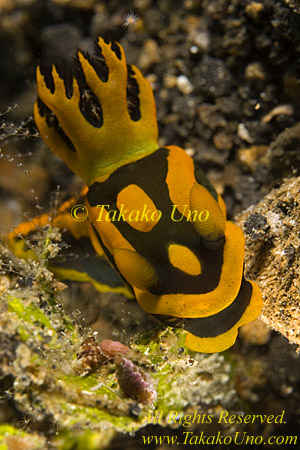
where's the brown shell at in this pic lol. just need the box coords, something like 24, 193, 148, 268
73, 336, 107, 374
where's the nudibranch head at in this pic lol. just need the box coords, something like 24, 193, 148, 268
34, 37, 158, 185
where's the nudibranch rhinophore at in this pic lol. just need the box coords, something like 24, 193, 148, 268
8, 37, 262, 353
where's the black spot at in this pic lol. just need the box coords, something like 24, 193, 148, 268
55, 63, 73, 99
86, 41, 109, 82
110, 40, 122, 60
37, 97, 76, 152
39, 63, 55, 94
73, 55, 103, 128
127, 65, 141, 121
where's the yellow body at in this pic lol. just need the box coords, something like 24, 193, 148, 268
7, 37, 262, 353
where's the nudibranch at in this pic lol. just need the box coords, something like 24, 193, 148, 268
8, 37, 262, 353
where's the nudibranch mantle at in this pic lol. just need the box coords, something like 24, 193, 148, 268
11, 37, 262, 353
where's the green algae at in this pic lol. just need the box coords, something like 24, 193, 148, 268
8, 296, 54, 330
0, 424, 46, 450
0, 238, 237, 449
62, 373, 119, 399
54, 428, 116, 450
1, 283, 235, 441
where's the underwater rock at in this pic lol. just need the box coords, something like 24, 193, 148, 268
267, 122, 300, 171
238, 176, 300, 349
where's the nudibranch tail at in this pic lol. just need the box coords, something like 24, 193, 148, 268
33, 37, 159, 185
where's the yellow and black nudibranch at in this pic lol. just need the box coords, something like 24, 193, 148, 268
7, 37, 262, 353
